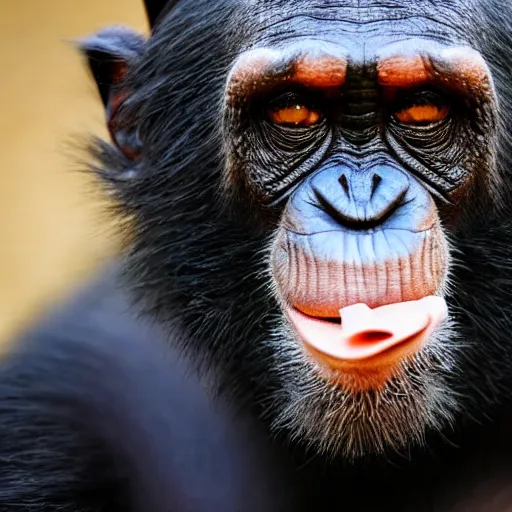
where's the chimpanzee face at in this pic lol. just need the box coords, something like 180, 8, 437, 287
219, 2, 497, 456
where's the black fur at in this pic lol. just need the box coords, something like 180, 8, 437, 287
2, 0, 512, 510
0, 269, 289, 511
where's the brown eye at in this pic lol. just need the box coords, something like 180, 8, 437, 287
395, 103, 450, 126
268, 96, 322, 127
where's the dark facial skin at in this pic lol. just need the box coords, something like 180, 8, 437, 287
79, 0, 512, 509
225, 15, 496, 205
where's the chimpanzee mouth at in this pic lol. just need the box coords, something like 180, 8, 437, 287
284, 297, 448, 388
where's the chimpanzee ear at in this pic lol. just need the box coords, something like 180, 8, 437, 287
77, 26, 145, 107
78, 26, 146, 160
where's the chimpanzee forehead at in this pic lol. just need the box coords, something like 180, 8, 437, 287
249, 0, 477, 51
251, 0, 476, 22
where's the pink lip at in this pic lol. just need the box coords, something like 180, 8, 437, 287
287, 296, 448, 366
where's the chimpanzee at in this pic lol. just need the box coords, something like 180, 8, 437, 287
2, 0, 512, 510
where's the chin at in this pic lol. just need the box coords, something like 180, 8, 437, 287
266, 312, 460, 458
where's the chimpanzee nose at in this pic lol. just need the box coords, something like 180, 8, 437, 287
311, 165, 410, 228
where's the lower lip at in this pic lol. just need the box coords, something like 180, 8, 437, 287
287, 306, 428, 360
285, 299, 447, 391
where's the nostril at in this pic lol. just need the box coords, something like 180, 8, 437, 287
338, 173, 350, 197
371, 174, 382, 199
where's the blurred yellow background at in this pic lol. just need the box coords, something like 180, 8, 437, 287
0, 1, 147, 341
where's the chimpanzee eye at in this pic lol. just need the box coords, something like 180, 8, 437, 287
267, 93, 323, 128
394, 91, 450, 126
